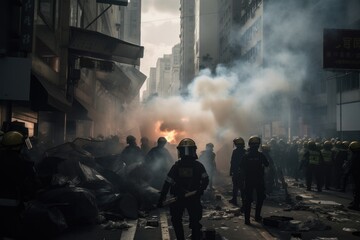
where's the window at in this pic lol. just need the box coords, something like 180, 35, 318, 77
38, 0, 57, 29
70, 0, 84, 28
336, 72, 360, 92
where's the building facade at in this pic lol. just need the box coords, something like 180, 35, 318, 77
194, 0, 219, 75
0, 0, 145, 146
179, 0, 195, 96
236, 0, 360, 140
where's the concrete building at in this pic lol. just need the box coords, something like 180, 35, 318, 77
236, 0, 360, 140
218, 0, 242, 65
142, 67, 157, 101
0, 0, 145, 145
155, 54, 172, 98
179, 0, 195, 96
169, 43, 181, 96
194, 0, 219, 75
119, 0, 141, 45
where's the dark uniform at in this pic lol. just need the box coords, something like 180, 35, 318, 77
262, 144, 276, 194
140, 137, 151, 156
321, 141, 334, 190
302, 141, 324, 192
0, 131, 38, 238
157, 138, 209, 240
145, 137, 174, 189
348, 141, 360, 211
229, 138, 246, 208
120, 135, 144, 166
333, 141, 348, 189
198, 143, 216, 190
241, 136, 269, 225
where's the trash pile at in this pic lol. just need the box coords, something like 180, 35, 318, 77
23, 138, 160, 238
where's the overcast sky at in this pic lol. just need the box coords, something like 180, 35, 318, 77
139, 0, 181, 92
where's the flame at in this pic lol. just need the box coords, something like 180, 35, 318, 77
155, 121, 184, 144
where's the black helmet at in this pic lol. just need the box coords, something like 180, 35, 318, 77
248, 135, 261, 149
261, 144, 270, 152
349, 141, 360, 152
126, 135, 136, 144
233, 137, 245, 147
140, 137, 149, 144
157, 137, 167, 146
177, 138, 197, 159
308, 141, 316, 150
323, 141, 332, 150
206, 142, 214, 150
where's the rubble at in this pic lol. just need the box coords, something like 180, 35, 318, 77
20, 137, 163, 237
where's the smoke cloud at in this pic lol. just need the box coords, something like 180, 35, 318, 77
114, 0, 353, 171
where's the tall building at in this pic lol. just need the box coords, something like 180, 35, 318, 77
218, 0, 242, 65
156, 55, 172, 97
194, 0, 219, 75
179, 0, 196, 96
119, 0, 141, 45
236, 0, 360, 140
169, 43, 181, 96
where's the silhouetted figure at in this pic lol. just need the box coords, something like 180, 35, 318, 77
157, 138, 209, 240
198, 143, 216, 190
348, 141, 360, 211
120, 135, 144, 166
241, 136, 269, 225
229, 137, 246, 210
145, 137, 174, 189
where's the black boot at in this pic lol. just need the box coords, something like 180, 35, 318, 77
228, 198, 238, 206
244, 204, 251, 225
255, 202, 263, 222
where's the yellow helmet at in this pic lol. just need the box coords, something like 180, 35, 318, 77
233, 137, 245, 146
349, 141, 360, 152
177, 138, 197, 158
1, 131, 24, 150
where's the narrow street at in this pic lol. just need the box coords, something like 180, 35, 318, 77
52, 173, 360, 240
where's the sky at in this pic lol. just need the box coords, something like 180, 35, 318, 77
139, 0, 181, 92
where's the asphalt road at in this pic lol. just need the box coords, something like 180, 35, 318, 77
54, 173, 360, 240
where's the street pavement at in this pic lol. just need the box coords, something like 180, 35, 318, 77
54, 173, 360, 240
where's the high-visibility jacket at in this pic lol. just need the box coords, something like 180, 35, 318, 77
309, 150, 321, 165
321, 149, 333, 164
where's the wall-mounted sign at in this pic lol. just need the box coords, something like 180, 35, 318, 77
323, 28, 360, 70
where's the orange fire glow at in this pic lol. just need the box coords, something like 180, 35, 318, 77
155, 121, 185, 144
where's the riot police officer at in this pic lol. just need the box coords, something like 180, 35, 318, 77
241, 136, 269, 225
348, 141, 360, 211
229, 137, 246, 209
0, 131, 38, 238
321, 141, 335, 190
145, 137, 174, 189
157, 138, 209, 240
301, 141, 324, 192
120, 135, 144, 166
198, 143, 216, 190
